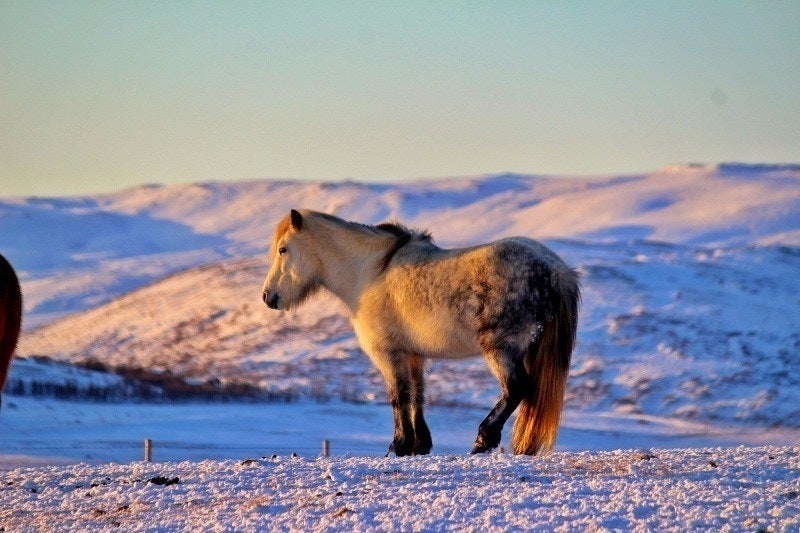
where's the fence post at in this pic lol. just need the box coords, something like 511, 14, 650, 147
144, 439, 152, 462
322, 439, 330, 457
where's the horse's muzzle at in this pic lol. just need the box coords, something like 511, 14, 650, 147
263, 290, 280, 309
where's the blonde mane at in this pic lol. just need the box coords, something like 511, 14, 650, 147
305, 211, 431, 243
296, 211, 433, 272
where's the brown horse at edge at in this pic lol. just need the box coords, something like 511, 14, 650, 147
0, 253, 22, 413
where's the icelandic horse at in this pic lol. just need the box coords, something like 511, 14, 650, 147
261, 210, 579, 456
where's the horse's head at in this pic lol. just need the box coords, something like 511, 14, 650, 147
262, 209, 322, 311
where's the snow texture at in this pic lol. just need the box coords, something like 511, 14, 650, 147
1, 447, 798, 531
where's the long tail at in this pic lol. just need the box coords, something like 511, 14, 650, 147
512, 266, 580, 455
0, 254, 23, 403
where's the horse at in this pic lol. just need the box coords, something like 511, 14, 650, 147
261, 210, 580, 456
0, 253, 23, 413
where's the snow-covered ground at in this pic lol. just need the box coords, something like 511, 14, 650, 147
1, 164, 799, 529
2, 444, 798, 531
2, 398, 798, 529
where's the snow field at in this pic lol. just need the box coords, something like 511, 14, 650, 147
1, 446, 798, 531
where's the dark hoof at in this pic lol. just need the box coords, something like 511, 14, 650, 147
470, 433, 498, 454
413, 435, 432, 455
386, 438, 413, 457
470, 443, 492, 454
413, 444, 432, 456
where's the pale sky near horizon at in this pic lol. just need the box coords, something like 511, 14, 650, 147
2, 1, 798, 197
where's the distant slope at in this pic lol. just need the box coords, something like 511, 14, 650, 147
5, 163, 800, 429
15, 239, 800, 429
2, 163, 799, 325
17, 258, 360, 390
91, 163, 800, 249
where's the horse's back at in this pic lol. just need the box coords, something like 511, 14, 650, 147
484, 236, 570, 269
444, 237, 574, 294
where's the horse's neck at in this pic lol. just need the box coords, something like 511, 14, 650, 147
314, 224, 391, 310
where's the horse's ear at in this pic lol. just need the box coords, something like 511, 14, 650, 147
290, 209, 303, 231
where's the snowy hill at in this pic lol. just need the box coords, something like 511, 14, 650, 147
4, 164, 800, 428
13, 240, 800, 431
3, 163, 799, 327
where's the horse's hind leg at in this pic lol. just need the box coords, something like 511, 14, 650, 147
471, 345, 528, 454
409, 355, 432, 455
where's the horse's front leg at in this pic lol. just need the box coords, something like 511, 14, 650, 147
409, 354, 432, 455
374, 351, 416, 457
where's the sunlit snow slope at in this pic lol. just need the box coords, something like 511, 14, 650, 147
3, 163, 799, 429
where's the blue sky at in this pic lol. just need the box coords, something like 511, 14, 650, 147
2, 1, 798, 196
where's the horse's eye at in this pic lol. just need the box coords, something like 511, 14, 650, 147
278, 247, 287, 255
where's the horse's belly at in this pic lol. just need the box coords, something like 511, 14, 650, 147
403, 313, 480, 359
353, 308, 480, 359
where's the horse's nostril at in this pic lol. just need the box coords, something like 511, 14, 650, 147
263, 291, 279, 309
